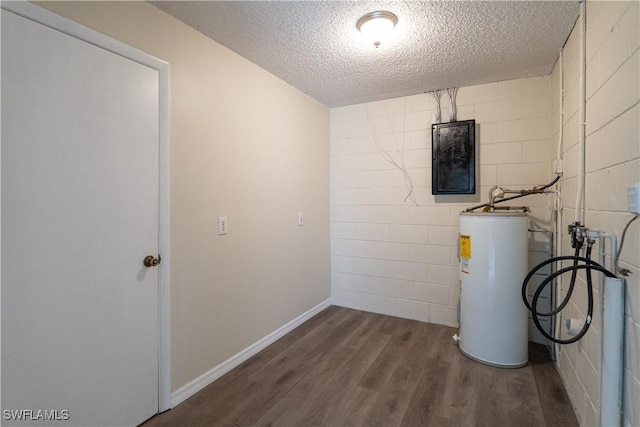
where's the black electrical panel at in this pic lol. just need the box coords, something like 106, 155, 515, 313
431, 120, 476, 195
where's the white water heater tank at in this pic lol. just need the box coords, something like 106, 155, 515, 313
458, 211, 529, 367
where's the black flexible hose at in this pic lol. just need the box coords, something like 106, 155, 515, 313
522, 244, 616, 344
521, 250, 596, 315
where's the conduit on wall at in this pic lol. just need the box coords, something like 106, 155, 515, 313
553, 48, 564, 361
575, 1, 587, 225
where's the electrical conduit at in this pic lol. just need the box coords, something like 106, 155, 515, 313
554, 48, 564, 360
575, 2, 587, 225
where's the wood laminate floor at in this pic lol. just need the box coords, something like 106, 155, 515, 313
143, 306, 578, 427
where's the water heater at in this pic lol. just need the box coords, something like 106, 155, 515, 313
458, 211, 529, 367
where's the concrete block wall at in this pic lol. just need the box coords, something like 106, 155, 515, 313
330, 76, 555, 328
554, 2, 639, 426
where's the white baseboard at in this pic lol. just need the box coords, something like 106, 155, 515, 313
170, 298, 332, 408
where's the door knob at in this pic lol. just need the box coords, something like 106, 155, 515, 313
143, 255, 161, 268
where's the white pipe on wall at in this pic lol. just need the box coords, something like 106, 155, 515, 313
553, 49, 564, 360
557, 49, 565, 167
601, 276, 624, 427
574, 1, 587, 225
591, 231, 624, 427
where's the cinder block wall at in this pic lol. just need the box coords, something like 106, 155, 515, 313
554, 2, 639, 426
330, 76, 554, 328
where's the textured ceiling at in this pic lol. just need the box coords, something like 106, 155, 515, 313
150, 1, 580, 107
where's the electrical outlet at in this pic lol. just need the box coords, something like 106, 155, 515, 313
628, 183, 640, 214
298, 212, 304, 226
218, 216, 228, 235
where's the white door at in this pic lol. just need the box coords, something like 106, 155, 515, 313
2, 8, 161, 426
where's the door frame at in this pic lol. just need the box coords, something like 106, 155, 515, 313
0, 2, 172, 413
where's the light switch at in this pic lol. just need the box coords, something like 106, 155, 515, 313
218, 216, 228, 235
298, 212, 304, 226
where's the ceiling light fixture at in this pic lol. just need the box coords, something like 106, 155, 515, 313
356, 11, 398, 48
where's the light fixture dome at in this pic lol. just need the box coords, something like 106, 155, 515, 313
356, 11, 398, 48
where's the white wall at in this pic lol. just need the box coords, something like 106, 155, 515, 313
554, 2, 639, 426
37, 1, 331, 394
330, 76, 555, 329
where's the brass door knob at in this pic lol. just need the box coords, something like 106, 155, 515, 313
143, 255, 161, 267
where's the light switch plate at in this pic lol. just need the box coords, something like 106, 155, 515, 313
218, 216, 228, 235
